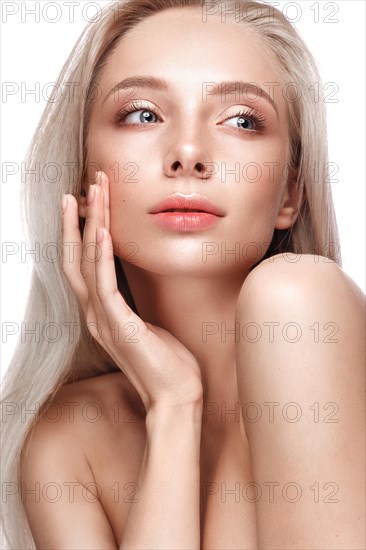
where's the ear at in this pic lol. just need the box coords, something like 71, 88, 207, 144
275, 170, 303, 230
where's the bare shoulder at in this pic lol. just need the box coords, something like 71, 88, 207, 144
235, 251, 364, 393
20, 371, 144, 548
22, 371, 145, 464
52, 370, 145, 426
238, 252, 365, 315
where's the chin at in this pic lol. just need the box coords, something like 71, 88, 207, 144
120, 251, 251, 279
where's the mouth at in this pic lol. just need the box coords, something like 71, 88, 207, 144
163, 208, 208, 213
150, 193, 225, 217
149, 193, 225, 233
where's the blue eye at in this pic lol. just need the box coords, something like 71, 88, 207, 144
224, 115, 255, 130
116, 102, 160, 125
120, 109, 158, 124
222, 108, 267, 132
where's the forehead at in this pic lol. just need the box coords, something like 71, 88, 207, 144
97, 7, 286, 114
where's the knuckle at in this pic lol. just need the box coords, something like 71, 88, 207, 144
80, 261, 93, 281
85, 308, 97, 329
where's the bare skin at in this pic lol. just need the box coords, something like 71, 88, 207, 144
20, 7, 365, 550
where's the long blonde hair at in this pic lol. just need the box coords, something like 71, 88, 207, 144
1, 0, 341, 547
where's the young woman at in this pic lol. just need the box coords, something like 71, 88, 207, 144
1, 0, 364, 548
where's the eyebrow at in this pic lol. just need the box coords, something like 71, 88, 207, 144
103, 76, 168, 106
102, 75, 279, 118
205, 81, 279, 118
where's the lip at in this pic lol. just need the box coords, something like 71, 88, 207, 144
149, 193, 225, 232
149, 193, 225, 216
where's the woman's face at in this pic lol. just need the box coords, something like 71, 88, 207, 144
86, 7, 296, 277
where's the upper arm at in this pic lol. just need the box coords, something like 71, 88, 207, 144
20, 406, 118, 549
235, 254, 365, 549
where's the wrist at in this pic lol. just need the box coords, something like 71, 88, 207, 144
146, 400, 203, 433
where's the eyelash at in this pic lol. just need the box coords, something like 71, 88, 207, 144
228, 108, 267, 133
115, 101, 267, 133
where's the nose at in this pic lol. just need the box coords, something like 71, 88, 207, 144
163, 139, 213, 181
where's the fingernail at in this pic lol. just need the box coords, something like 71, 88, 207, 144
95, 170, 102, 183
61, 194, 68, 212
87, 184, 96, 205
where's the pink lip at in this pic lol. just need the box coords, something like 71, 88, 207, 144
149, 194, 225, 232
149, 194, 225, 216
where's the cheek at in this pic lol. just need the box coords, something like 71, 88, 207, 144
86, 133, 146, 232
88, 136, 141, 185
228, 143, 289, 225
108, 184, 142, 254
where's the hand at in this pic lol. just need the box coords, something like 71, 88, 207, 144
61, 170, 203, 413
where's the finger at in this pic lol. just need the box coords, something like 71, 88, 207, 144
80, 182, 105, 290
61, 194, 88, 312
94, 227, 154, 361
80, 180, 112, 335
78, 170, 109, 221
96, 170, 110, 232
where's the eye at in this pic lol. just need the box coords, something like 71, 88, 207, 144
122, 109, 158, 124
115, 101, 160, 125
225, 115, 255, 130
221, 108, 267, 133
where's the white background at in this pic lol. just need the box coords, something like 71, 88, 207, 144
1, 0, 365, 381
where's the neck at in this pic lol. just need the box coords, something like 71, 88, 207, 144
120, 260, 249, 406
